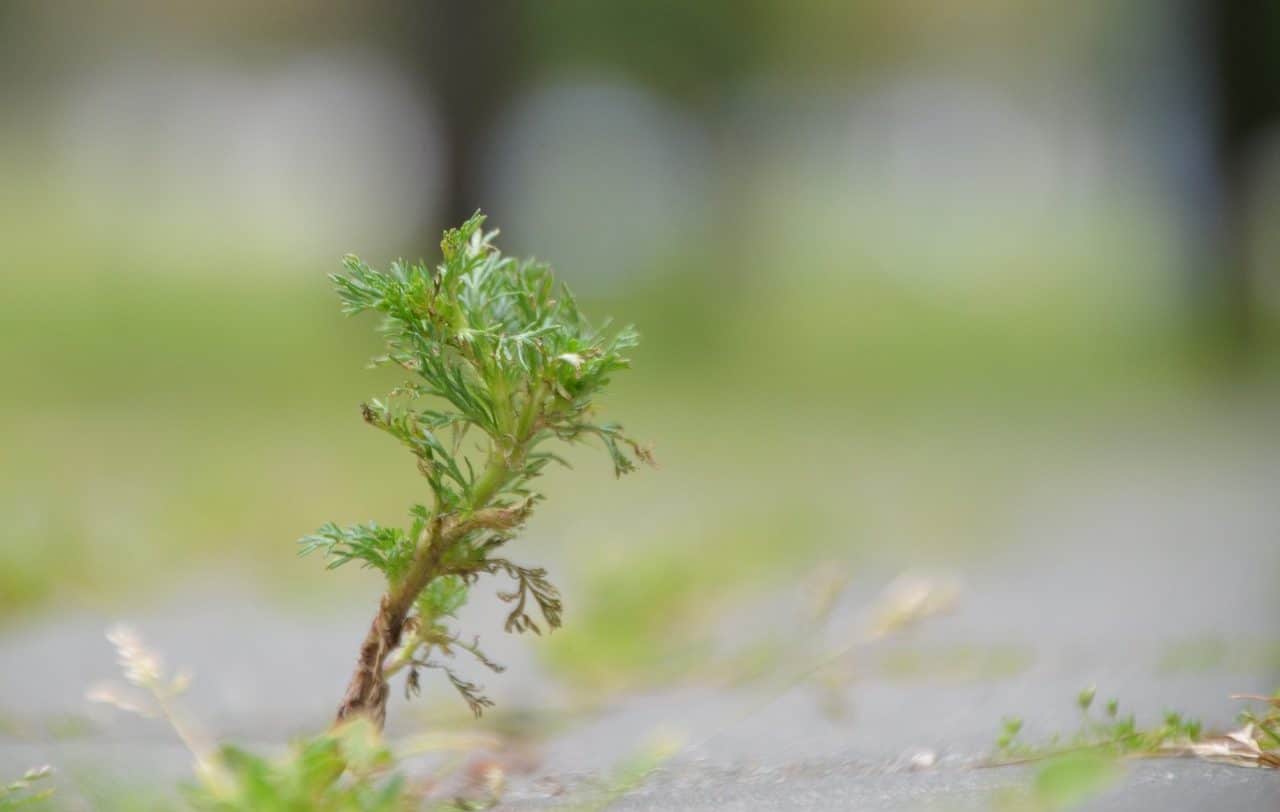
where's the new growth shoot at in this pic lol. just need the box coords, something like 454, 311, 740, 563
302, 213, 652, 728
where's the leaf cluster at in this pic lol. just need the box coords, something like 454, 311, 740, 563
300, 522, 415, 583
328, 211, 646, 511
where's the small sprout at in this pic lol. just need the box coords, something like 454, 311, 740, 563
996, 716, 1024, 752
988, 688, 1241, 769
1077, 686, 1096, 713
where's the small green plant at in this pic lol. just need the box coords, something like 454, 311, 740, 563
992, 687, 1204, 765
302, 213, 652, 728
991, 689, 1280, 808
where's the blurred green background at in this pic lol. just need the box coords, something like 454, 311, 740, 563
2, 0, 1279, 694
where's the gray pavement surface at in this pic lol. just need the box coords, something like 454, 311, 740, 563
2, 432, 1279, 809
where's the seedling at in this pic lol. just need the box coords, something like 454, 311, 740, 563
991, 688, 1204, 764
302, 213, 652, 728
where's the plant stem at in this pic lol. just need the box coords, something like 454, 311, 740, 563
335, 517, 447, 728
470, 449, 511, 510
516, 380, 547, 440
333, 452, 532, 728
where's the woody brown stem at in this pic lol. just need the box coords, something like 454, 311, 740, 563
333, 486, 531, 728
334, 516, 445, 727
334, 596, 397, 728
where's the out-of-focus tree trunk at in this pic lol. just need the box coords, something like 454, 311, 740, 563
1203, 1, 1280, 360
393, 0, 525, 234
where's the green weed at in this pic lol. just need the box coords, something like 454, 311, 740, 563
303, 213, 652, 726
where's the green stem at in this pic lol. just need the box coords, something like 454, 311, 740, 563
516, 380, 547, 440
338, 374, 544, 728
469, 380, 543, 509
470, 449, 511, 509
490, 370, 512, 435
335, 517, 446, 726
